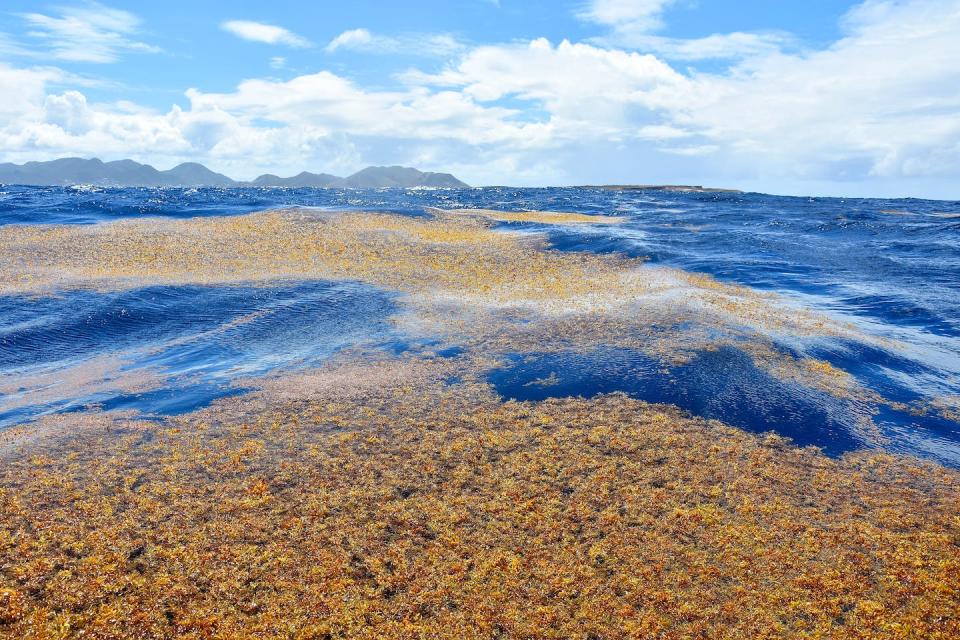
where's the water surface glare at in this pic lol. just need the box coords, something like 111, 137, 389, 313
0, 280, 401, 424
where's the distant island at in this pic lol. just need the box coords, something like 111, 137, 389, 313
0, 157, 470, 189
586, 184, 743, 194
0, 157, 749, 193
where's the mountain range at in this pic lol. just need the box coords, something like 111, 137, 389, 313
0, 158, 469, 188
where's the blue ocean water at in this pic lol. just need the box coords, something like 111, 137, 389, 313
0, 280, 401, 425
1, 185, 958, 463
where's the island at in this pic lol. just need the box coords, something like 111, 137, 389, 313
0, 157, 470, 189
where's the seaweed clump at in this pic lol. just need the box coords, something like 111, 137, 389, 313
1, 357, 958, 639
0, 208, 896, 409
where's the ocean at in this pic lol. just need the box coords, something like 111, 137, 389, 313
1, 184, 958, 465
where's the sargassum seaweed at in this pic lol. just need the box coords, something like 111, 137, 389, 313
0, 356, 958, 639
0, 208, 900, 408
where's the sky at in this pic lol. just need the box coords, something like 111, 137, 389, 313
0, 0, 958, 198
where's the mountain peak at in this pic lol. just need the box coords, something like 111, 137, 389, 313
0, 158, 469, 188
341, 166, 469, 188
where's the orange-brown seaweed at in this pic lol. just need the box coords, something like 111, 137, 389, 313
0, 356, 958, 639
1, 209, 957, 638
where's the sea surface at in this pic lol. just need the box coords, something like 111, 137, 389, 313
1, 184, 959, 465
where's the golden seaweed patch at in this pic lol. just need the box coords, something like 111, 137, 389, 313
0, 356, 957, 639
0, 210, 638, 305
930, 395, 960, 423
0, 208, 903, 407
432, 207, 627, 225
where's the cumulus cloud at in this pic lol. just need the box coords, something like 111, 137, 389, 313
17, 2, 160, 63
0, 64, 64, 120
415, 37, 689, 147
221, 20, 310, 47
674, 0, 960, 180
183, 71, 533, 146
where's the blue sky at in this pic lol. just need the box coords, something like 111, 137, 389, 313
1, 0, 958, 198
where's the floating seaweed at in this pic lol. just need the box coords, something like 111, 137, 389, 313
0, 208, 893, 403
0, 356, 958, 638
1, 207, 959, 638
431, 207, 627, 225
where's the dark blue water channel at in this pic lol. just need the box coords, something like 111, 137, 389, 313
488, 347, 960, 462
0, 280, 403, 425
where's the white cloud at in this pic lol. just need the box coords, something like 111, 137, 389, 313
0, 31, 33, 58
578, 0, 677, 32
671, 0, 960, 180
221, 20, 310, 48
0, 64, 64, 120
43, 90, 95, 134
17, 2, 160, 63
636, 124, 691, 140
183, 71, 534, 147
326, 28, 463, 56
325, 28, 373, 52
415, 38, 689, 143
621, 31, 791, 60
661, 144, 719, 156
579, 0, 790, 60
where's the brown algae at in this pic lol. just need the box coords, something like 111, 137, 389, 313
1, 209, 958, 637
431, 207, 627, 225
0, 207, 890, 403
0, 357, 958, 638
